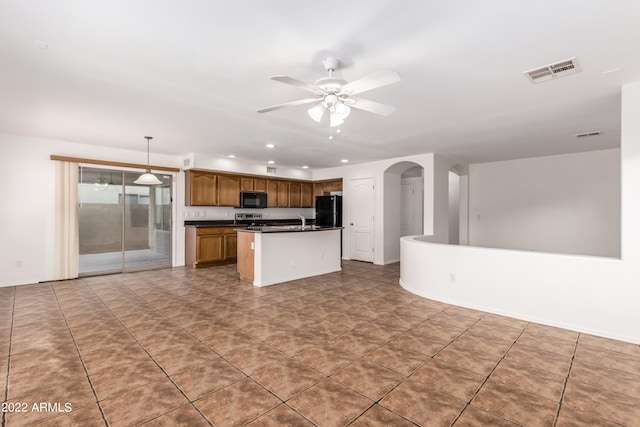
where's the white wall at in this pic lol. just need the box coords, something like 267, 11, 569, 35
468, 149, 621, 258
416, 154, 457, 245
399, 81, 640, 344
313, 153, 436, 265
448, 171, 460, 245
0, 133, 182, 286
383, 172, 401, 264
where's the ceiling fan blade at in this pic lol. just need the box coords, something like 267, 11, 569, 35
340, 69, 401, 96
347, 97, 396, 116
257, 98, 322, 113
270, 76, 325, 95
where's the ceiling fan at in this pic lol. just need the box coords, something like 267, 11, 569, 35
257, 57, 400, 127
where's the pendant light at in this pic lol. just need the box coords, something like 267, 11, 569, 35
134, 136, 162, 185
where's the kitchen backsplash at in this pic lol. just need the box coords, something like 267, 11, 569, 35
182, 206, 315, 221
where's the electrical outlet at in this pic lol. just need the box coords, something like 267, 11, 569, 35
15, 260, 22, 268
449, 273, 456, 283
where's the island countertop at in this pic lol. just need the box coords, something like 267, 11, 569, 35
236, 226, 341, 233
237, 227, 341, 286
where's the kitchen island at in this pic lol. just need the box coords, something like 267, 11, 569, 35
236, 226, 342, 287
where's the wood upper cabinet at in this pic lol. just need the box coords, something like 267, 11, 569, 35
240, 177, 254, 192
277, 181, 290, 207
300, 182, 313, 208
186, 171, 217, 206
312, 179, 343, 206
217, 174, 241, 206
266, 180, 279, 207
242, 176, 267, 193
289, 181, 301, 208
254, 178, 267, 192
187, 170, 323, 208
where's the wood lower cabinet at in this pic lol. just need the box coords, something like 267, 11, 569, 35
237, 231, 254, 282
223, 232, 237, 262
185, 227, 242, 268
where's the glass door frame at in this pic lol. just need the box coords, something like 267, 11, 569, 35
78, 163, 174, 276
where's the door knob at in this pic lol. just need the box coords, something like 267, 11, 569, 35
350, 222, 354, 226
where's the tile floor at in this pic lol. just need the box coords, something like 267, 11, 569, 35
1, 261, 639, 426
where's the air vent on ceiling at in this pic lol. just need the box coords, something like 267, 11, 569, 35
524, 57, 580, 84
266, 166, 277, 174
575, 131, 602, 138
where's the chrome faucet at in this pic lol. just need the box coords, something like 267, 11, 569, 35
298, 212, 306, 228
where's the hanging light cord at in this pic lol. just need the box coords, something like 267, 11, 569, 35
145, 136, 153, 172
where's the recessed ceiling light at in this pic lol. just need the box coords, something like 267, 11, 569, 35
227, 154, 236, 158
267, 160, 275, 164
302, 165, 309, 169
341, 159, 349, 163
266, 143, 277, 148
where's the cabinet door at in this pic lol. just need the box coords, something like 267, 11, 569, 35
197, 234, 224, 263
217, 174, 241, 207
267, 180, 279, 207
326, 179, 343, 192
277, 181, 290, 207
254, 178, 267, 192
223, 232, 237, 261
187, 171, 217, 206
289, 182, 301, 208
300, 182, 313, 208
240, 177, 254, 192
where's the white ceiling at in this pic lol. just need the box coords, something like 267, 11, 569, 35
1, 1, 639, 169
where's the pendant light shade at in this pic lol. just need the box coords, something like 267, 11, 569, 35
134, 136, 162, 185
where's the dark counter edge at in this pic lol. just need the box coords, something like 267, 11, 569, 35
236, 226, 341, 233
184, 218, 315, 228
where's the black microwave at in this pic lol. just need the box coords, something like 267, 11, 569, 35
240, 192, 267, 209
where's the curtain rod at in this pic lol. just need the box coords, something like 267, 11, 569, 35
50, 155, 180, 172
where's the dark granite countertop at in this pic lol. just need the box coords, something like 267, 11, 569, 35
184, 219, 314, 228
236, 225, 341, 233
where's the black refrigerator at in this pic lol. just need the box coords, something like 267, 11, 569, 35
315, 195, 342, 227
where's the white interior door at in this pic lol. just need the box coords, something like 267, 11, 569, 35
350, 177, 374, 262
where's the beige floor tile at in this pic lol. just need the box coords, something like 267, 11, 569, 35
2, 261, 639, 426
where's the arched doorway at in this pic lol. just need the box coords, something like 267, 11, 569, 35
383, 161, 424, 264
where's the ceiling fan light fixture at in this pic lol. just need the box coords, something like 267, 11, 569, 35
134, 136, 162, 185
329, 114, 345, 127
308, 104, 326, 122
333, 102, 351, 119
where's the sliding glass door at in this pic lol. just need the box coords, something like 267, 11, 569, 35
78, 166, 172, 276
